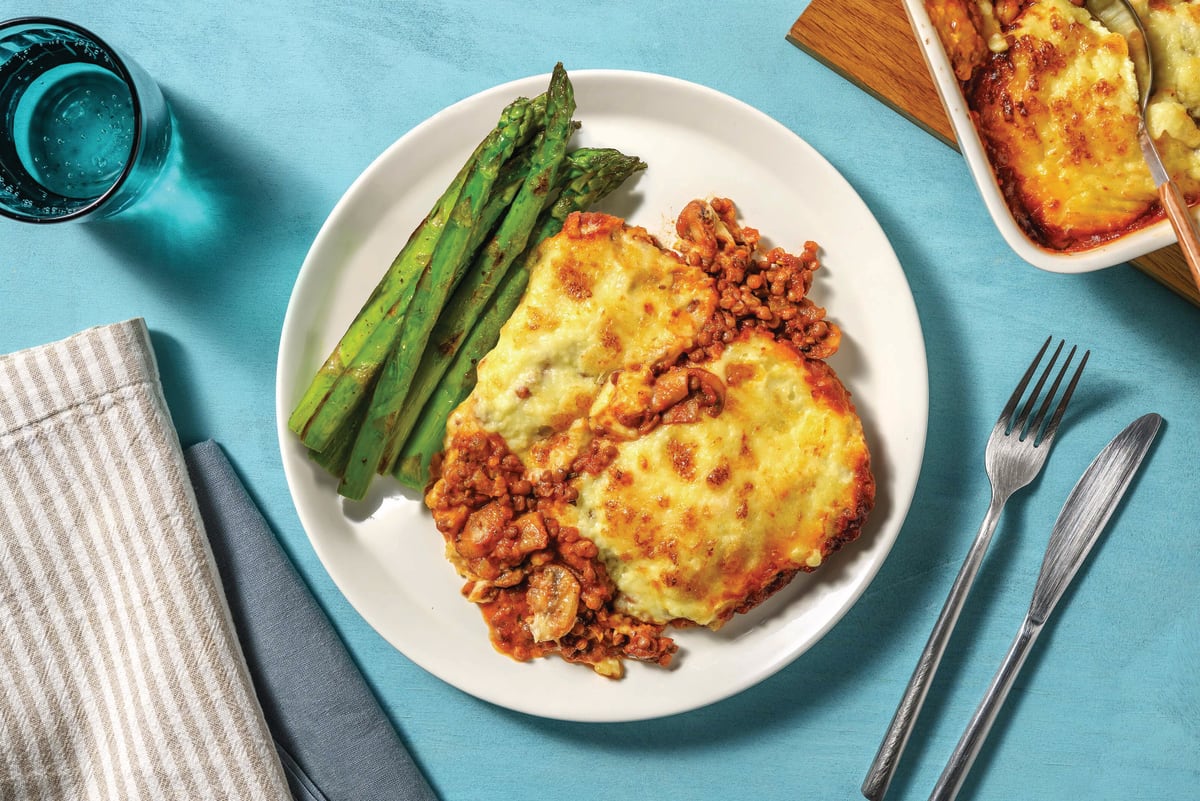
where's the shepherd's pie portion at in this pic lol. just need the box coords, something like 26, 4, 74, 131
425, 201, 874, 677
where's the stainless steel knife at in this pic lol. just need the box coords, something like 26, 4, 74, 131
927, 412, 1163, 801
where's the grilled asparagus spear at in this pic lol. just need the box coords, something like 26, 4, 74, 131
288, 93, 550, 444
373, 153, 643, 478
298, 93, 544, 460
338, 65, 576, 499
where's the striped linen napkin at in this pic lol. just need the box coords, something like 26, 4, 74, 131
0, 319, 290, 800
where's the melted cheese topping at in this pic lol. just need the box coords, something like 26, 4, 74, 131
442, 211, 872, 631
928, 0, 991, 80
454, 213, 714, 469
927, 0, 1200, 249
567, 330, 871, 627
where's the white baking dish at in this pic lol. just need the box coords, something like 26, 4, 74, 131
900, 0, 1179, 273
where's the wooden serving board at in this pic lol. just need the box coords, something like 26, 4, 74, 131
787, 0, 1200, 307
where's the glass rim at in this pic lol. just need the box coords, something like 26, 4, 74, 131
0, 16, 147, 224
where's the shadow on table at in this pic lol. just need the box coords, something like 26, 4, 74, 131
146, 328, 209, 444
84, 90, 311, 355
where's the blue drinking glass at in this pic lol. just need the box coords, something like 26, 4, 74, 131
0, 17, 175, 223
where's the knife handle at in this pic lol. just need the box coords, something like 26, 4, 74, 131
1158, 179, 1200, 294
927, 618, 1043, 801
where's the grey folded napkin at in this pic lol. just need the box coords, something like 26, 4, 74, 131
0, 319, 291, 800
184, 440, 438, 801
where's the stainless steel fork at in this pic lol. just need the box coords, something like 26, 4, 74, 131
861, 336, 1089, 801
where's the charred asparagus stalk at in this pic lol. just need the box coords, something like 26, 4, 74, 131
374, 146, 635, 476
287, 93, 549, 443
302, 152, 537, 479
298, 93, 545, 458
287, 63, 649, 500
287, 154, 471, 441
338, 65, 576, 499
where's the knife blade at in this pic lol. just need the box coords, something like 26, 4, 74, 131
928, 412, 1163, 801
1027, 411, 1161, 623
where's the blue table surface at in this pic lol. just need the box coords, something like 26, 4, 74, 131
5, 2, 1198, 799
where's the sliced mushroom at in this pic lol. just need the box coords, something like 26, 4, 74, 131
492, 568, 525, 588
589, 367, 657, 440
463, 580, 498, 604
650, 368, 691, 413
513, 511, 549, 556
692, 368, 726, 414
525, 564, 581, 643
455, 501, 506, 559
656, 367, 726, 425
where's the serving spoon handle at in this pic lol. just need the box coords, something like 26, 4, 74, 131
1158, 178, 1200, 292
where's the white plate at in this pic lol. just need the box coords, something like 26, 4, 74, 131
901, 0, 1184, 273
276, 70, 928, 722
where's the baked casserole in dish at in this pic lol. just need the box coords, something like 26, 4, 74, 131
905, 0, 1200, 271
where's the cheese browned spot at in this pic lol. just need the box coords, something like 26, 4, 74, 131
425, 202, 874, 677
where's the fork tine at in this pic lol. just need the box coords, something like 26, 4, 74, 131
1036, 348, 1089, 446
1027, 345, 1077, 441
1013, 339, 1064, 438
998, 336, 1052, 430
